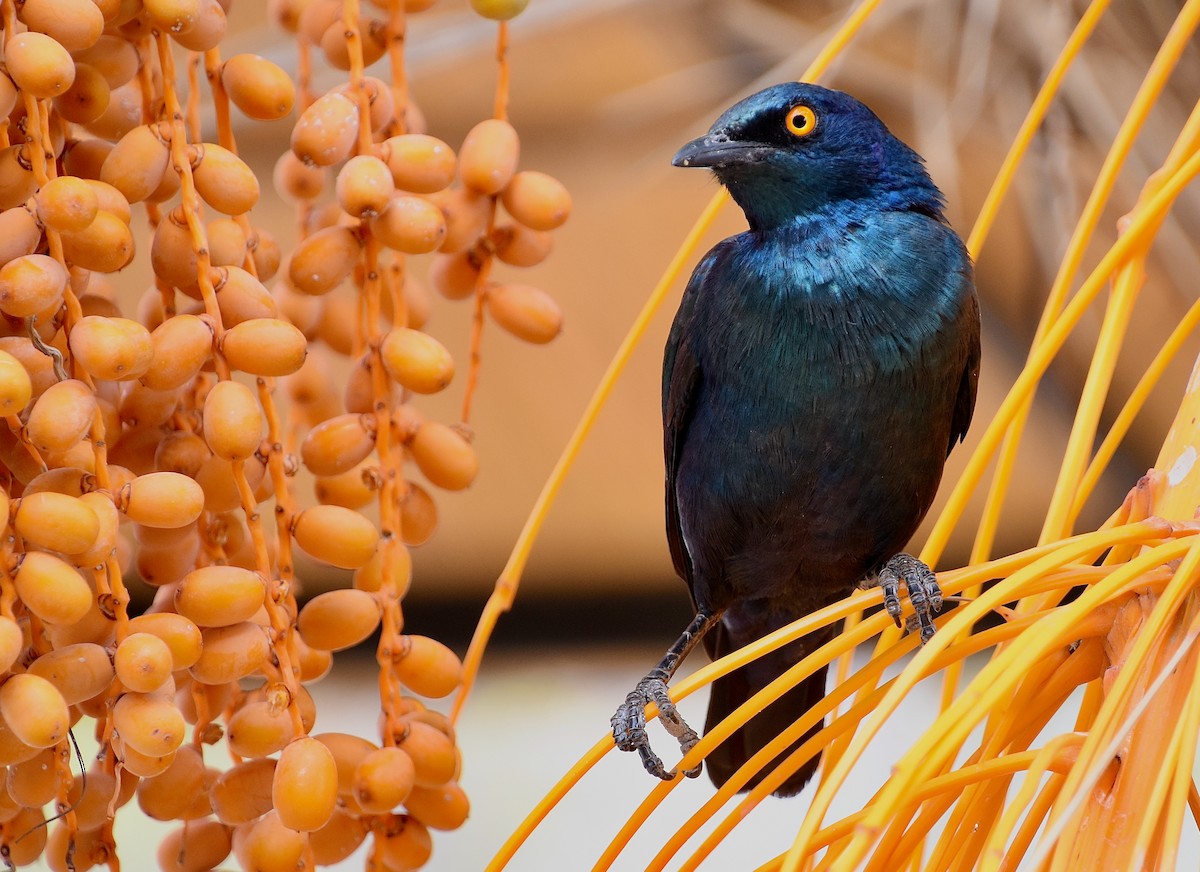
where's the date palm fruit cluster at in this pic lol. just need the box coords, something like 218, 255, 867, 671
0, 0, 567, 868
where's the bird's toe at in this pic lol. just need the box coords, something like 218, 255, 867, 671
612, 678, 703, 780
611, 690, 649, 752
874, 553, 944, 643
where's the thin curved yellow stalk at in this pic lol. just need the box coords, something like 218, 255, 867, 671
487, 590, 877, 870
1071, 296, 1200, 518
947, 0, 1116, 654
1000, 771, 1067, 872
1073, 671, 1105, 731
487, 519, 1161, 869
1035, 367, 1200, 866
1108, 596, 1200, 869
868, 743, 1084, 872
1040, 252, 1147, 535
918, 146, 1200, 582
682, 527, 1174, 872
1128, 698, 1191, 865
883, 199, 1190, 758
792, 525, 1147, 820
782, 534, 1192, 870
924, 0, 1200, 569
681, 621, 1042, 872
597, 615, 900, 872
1034, 609, 1200, 870
825, 608, 861, 741
1044, 89, 1200, 541
1155, 649, 1200, 870
930, 0, 1113, 720
916, 639, 1107, 868
978, 733, 1085, 871
484, 736, 612, 871
1030, 0, 1200, 540
1069, 98, 1200, 519
660, 619, 1039, 871
662, 619, 1034, 869
1150, 350, 1200, 518
963, 0, 1112, 257
682, 698, 872, 872
861, 616, 1138, 869
837, 510, 1200, 871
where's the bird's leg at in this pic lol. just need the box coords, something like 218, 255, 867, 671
861, 553, 944, 643
611, 608, 722, 781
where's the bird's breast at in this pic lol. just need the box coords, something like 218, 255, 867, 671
678, 225, 969, 524
704, 225, 963, 388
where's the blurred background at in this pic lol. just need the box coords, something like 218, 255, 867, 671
112, 0, 1200, 867
204, 0, 1200, 644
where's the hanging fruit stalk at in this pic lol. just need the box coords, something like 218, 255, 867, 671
0, 0, 566, 868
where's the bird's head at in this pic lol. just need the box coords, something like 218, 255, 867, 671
674, 83, 943, 231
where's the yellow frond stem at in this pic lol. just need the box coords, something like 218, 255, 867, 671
1024, 0, 1200, 529
1129, 692, 1193, 867
791, 534, 1193, 869
1043, 551, 1200, 867
484, 736, 612, 872
1045, 92, 1200, 539
800, 0, 888, 83
923, 639, 1107, 868
1111, 600, 1200, 869
670, 620, 1034, 872
1073, 677, 1105, 732
927, 0, 1200, 570
964, 0, 1113, 257
1151, 320, 1200, 516
1040, 257, 1148, 539
679, 686, 890, 872
978, 734, 1085, 871
490, 519, 1169, 869
1155, 650, 1200, 870
1034, 612, 1200, 870
880, 789, 964, 872
997, 771, 1068, 872
826, 607, 861, 721
834, 516, 1162, 798
1072, 297, 1200, 518
682, 620, 1036, 872
605, 615, 901, 872
882, 742, 1083, 871
954, 0, 1116, 638
923, 146, 1200, 573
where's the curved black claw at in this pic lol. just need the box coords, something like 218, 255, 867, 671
865, 553, 943, 643
611, 677, 702, 781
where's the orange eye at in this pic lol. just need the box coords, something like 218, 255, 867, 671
785, 105, 817, 137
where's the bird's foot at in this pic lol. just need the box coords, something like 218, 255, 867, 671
862, 553, 943, 643
611, 676, 702, 781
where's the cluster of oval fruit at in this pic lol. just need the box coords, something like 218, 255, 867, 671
0, 0, 564, 868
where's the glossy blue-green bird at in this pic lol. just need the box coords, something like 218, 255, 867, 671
611, 83, 980, 797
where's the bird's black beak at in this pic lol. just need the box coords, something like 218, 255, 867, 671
672, 131, 767, 168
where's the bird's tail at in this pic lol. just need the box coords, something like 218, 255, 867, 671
703, 621, 834, 798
